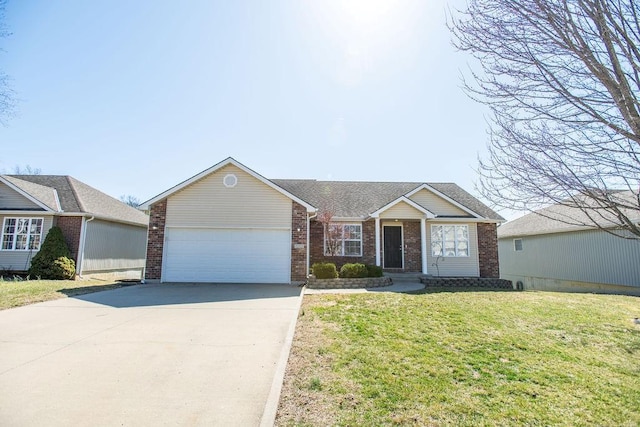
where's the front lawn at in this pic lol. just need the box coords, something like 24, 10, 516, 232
0, 278, 125, 310
276, 291, 640, 426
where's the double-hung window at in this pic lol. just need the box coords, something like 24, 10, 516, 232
1, 218, 44, 251
324, 223, 362, 256
431, 225, 469, 257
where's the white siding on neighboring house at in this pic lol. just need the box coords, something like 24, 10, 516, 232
165, 164, 292, 228
82, 219, 147, 273
499, 229, 640, 289
0, 215, 54, 272
426, 222, 479, 276
379, 201, 425, 219
0, 183, 42, 210
409, 189, 468, 216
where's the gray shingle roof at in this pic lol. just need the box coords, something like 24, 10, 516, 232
498, 191, 640, 238
272, 179, 503, 220
6, 175, 148, 226
2, 175, 60, 211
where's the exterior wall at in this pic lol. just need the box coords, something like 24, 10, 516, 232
291, 201, 307, 282
379, 202, 425, 220
499, 229, 640, 291
409, 189, 468, 216
0, 214, 54, 272
477, 223, 500, 278
310, 219, 376, 270
426, 222, 479, 276
165, 164, 291, 229
145, 200, 167, 280
400, 220, 422, 272
82, 219, 147, 274
55, 216, 83, 263
0, 183, 42, 210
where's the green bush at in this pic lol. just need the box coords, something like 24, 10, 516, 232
312, 262, 338, 279
366, 264, 384, 277
339, 263, 368, 278
29, 226, 76, 280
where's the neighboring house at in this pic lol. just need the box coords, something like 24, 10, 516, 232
498, 196, 640, 295
0, 175, 149, 279
140, 157, 503, 284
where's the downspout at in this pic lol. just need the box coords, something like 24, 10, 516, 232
76, 215, 94, 277
307, 211, 317, 277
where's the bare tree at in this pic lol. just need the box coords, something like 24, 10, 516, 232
450, 0, 640, 237
317, 209, 343, 256
13, 165, 41, 175
0, 0, 14, 125
120, 195, 141, 208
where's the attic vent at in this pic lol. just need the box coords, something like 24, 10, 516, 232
223, 174, 238, 188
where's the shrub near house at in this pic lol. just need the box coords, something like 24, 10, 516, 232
28, 227, 76, 280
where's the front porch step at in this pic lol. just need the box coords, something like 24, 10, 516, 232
383, 273, 424, 283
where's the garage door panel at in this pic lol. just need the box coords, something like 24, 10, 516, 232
163, 228, 291, 283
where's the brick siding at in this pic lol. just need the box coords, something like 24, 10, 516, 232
291, 201, 308, 282
477, 222, 500, 278
309, 219, 376, 270
400, 221, 422, 272
145, 200, 167, 280
55, 216, 83, 263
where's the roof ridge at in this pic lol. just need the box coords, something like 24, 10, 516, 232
65, 176, 86, 213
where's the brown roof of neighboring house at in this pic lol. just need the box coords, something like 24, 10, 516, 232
4, 175, 148, 226
498, 191, 640, 238
272, 179, 503, 220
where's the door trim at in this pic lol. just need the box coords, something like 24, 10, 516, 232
382, 224, 404, 269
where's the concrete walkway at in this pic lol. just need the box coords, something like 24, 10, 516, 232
0, 283, 302, 427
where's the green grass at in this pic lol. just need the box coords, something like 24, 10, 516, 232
276, 291, 640, 426
0, 277, 124, 309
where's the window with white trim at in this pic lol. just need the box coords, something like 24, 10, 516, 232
431, 225, 469, 257
514, 239, 523, 251
1, 218, 44, 251
324, 223, 362, 256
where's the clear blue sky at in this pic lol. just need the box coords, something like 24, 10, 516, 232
1, 1, 500, 215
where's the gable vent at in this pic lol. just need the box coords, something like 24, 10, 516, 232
223, 174, 238, 188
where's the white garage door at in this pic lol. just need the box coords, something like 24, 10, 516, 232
163, 228, 291, 283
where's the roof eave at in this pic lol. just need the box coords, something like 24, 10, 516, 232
405, 183, 484, 218
139, 157, 317, 213
369, 196, 436, 219
0, 176, 59, 212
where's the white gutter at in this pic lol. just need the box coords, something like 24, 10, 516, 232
76, 216, 94, 277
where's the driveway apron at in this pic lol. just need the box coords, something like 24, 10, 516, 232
0, 283, 302, 426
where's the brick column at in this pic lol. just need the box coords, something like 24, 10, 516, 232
145, 200, 167, 281
55, 216, 83, 264
291, 202, 308, 282
477, 222, 499, 278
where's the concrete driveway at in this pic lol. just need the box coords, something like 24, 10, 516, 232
0, 283, 302, 426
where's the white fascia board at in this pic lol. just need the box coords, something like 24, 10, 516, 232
369, 196, 436, 218
405, 184, 483, 218
0, 210, 56, 216
0, 176, 57, 212
326, 217, 367, 222
138, 157, 317, 213
429, 217, 502, 224
497, 221, 636, 239
56, 212, 149, 228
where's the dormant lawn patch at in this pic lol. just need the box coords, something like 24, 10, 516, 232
0, 278, 124, 310
276, 291, 640, 426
